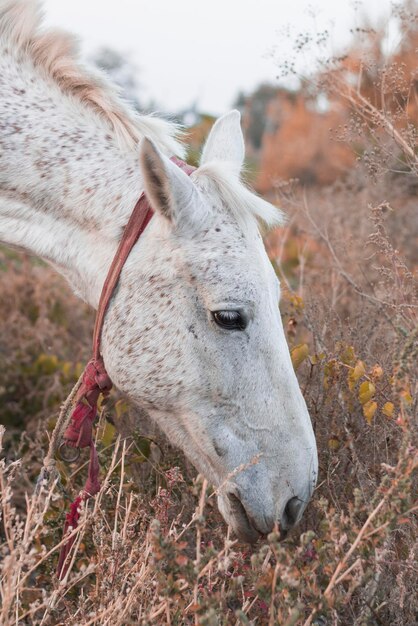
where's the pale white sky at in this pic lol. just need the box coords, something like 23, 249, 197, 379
43, 0, 402, 115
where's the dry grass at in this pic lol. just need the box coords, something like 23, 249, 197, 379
1, 173, 416, 625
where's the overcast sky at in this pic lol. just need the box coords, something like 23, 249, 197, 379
43, 0, 402, 116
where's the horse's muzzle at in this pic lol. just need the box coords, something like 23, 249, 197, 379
219, 486, 308, 543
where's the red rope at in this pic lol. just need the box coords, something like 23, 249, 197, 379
56, 157, 195, 580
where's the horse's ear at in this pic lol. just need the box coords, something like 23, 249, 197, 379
140, 138, 206, 232
200, 110, 245, 173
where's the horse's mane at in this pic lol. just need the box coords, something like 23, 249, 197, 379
0, 0, 185, 156
0, 1, 282, 228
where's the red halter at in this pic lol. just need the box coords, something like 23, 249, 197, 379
57, 156, 195, 578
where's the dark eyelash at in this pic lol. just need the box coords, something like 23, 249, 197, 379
212, 310, 246, 330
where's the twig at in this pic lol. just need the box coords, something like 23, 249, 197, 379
303, 498, 386, 626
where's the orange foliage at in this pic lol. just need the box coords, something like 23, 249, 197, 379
255, 92, 354, 191
240, 15, 418, 193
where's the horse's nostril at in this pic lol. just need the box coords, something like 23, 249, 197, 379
283, 496, 304, 528
213, 441, 226, 457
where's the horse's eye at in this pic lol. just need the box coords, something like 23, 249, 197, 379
212, 310, 246, 331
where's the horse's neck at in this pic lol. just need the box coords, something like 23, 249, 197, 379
0, 51, 144, 307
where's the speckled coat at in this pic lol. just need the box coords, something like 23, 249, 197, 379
0, 0, 318, 540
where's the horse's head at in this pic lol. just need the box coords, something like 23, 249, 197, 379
103, 111, 317, 541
